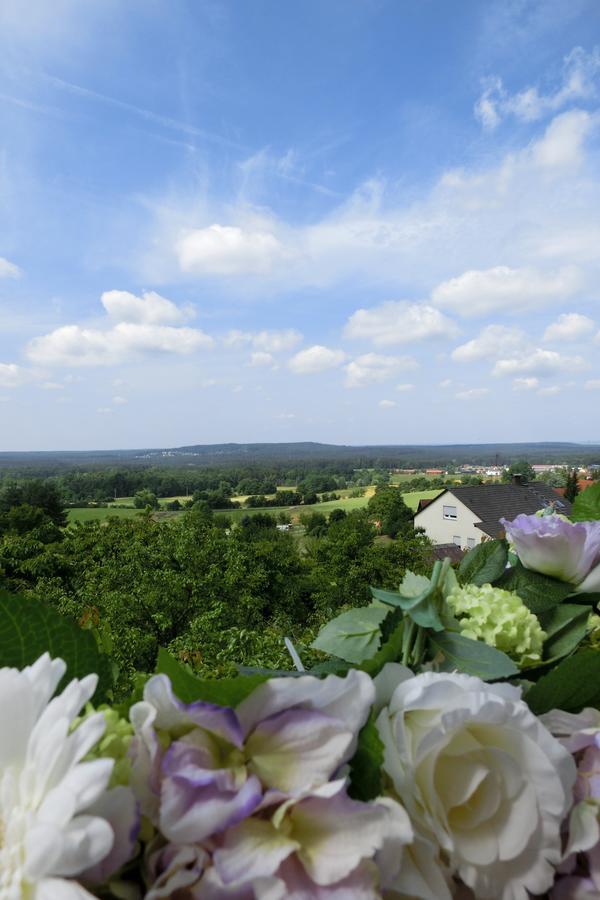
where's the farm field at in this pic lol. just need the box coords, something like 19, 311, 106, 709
67, 487, 443, 524
68, 507, 143, 523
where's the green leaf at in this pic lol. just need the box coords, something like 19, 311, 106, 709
156, 648, 267, 706
571, 483, 600, 521
370, 586, 444, 631
458, 539, 508, 586
311, 607, 390, 663
428, 631, 519, 681
495, 562, 573, 614
540, 604, 589, 662
360, 620, 405, 677
348, 711, 384, 802
0, 590, 112, 702
398, 571, 431, 597
525, 650, 600, 715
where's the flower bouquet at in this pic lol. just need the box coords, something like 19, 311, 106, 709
3, 486, 600, 899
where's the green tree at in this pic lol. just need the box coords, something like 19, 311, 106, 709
564, 469, 580, 502
367, 487, 413, 537
501, 461, 536, 483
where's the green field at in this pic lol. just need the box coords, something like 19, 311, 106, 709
68, 507, 143, 523
67, 486, 442, 525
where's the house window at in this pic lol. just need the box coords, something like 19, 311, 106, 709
443, 505, 457, 520
453, 535, 461, 546
467, 537, 476, 549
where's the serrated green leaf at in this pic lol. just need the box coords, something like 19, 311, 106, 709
571, 483, 600, 522
360, 620, 405, 677
495, 562, 573, 614
399, 571, 431, 597
428, 631, 519, 681
540, 604, 589, 662
348, 711, 384, 802
311, 607, 390, 663
458, 540, 508, 587
156, 648, 267, 706
0, 590, 112, 702
525, 650, 600, 715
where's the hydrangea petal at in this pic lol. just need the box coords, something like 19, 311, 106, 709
245, 707, 354, 793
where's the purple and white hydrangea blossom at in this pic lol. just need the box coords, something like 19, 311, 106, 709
542, 709, 600, 898
501, 514, 600, 593
132, 670, 414, 899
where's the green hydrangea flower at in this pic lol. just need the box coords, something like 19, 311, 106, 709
446, 582, 546, 667
75, 703, 134, 787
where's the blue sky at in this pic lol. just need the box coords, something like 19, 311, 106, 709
1, 0, 600, 450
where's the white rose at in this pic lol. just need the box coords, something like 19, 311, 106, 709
375, 666, 576, 900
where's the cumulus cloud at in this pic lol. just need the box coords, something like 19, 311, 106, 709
288, 345, 346, 374
512, 377, 539, 391
531, 109, 593, 169
538, 385, 561, 396
451, 325, 526, 362
492, 348, 586, 377
344, 353, 417, 388
249, 351, 275, 367
344, 302, 459, 346
0, 257, 22, 278
585, 379, 600, 390
475, 47, 600, 130
543, 312, 595, 342
396, 383, 414, 392
101, 289, 193, 324
224, 329, 302, 352
378, 399, 396, 408
177, 224, 284, 275
27, 290, 213, 366
432, 265, 582, 318
455, 388, 490, 401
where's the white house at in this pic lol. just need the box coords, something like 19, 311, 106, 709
413, 480, 571, 549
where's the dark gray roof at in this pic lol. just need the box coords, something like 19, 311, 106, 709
415, 483, 571, 539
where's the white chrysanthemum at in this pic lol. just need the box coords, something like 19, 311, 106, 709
0, 654, 115, 900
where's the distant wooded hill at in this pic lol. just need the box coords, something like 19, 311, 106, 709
0, 441, 599, 472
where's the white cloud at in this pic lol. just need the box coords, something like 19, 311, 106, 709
396, 383, 415, 392
27, 291, 213, 367
378, 399, 396, 408
344, 353, 417, 388
493, 348, 586, 377
288, 345, 346, 374
439, 378, 452, 388
432, 265, 582, 318
97, 407, 112, 415
177, 224, 284, 275
0, 363, 29, 387
0, 257, 22, 278
537, 385, 561, 396
249, 351, 275, 367
512, 377, 539, 391
475, 47, 600, 130
41, 381, 63, 390
585, 379, 600, 390
344, 302, 459, 346
101, 290, 193, 325
543, 312, 595, 342
451, 325, 526, 362
224, 329, 302, 353
455, 388, 490, 401
531, 109, 593, 169
28, 323, 212, 367
112, 395, 127, 405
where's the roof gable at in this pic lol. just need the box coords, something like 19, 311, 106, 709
444, 483, 571, 526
